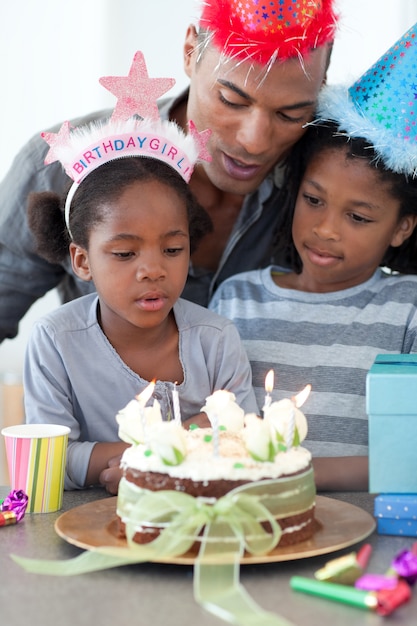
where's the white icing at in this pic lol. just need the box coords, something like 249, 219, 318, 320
116, 397, 162, 445
280, 517, 313, 536
121, 428, 311, 481
147, 421, 187, 465
200, 390, 245, 432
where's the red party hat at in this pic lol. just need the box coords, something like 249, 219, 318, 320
199, 0, 338, 65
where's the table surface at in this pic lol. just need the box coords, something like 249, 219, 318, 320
1, 486, 416, 626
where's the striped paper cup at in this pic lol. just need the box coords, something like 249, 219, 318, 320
1, 424, 70, 513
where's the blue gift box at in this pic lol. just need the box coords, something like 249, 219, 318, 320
366, 354, 417, 494
374, 494, 417, 537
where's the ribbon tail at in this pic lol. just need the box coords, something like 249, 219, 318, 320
194, 525, 295, 626
11, 519, 201, 577
10, 548, 148, 576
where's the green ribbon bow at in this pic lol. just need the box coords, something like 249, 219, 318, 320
12, 470, 315, 626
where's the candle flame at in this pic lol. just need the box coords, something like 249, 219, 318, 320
293, 384, 311, 408
135, 379, 156, 406
264, 369, 274, 394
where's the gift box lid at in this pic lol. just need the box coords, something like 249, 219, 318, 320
375, 494, 417, 519
366, 354, 417, 414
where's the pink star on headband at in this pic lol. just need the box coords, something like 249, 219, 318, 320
42, 121, 73, 165
99, 51, 176, 122
188, 120, 212, 163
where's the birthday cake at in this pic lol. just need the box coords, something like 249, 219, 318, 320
116, 388, 316, 550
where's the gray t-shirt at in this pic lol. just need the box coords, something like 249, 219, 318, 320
210, 267, 417, 458
24, 295, 258, 489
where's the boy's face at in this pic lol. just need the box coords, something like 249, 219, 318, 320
70, 179, 190, 336
291, 147, 415, 293
183, 26, 330, 196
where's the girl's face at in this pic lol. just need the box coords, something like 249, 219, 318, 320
71, 179, 190, 336
290, 147, 416, 293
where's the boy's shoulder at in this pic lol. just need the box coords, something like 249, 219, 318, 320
210, 267, 275, 306
174, 298, 235, 331
378, 269, 417, 289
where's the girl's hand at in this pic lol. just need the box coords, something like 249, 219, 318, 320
182, 411, 211, 429
99, 454, 124, 494
85, 441, 129, 492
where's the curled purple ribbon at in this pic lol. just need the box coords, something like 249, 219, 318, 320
1, 489, 28, 522
391, 549, 417, 585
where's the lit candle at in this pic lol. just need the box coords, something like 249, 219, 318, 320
211, 412, 220, 457
285, 404, 295, 450
263, 369, 274, 416
294, 384, 312, 409
172, 382, 182, 426
135, 380, 156, 406
139, 407, 147, 444
286, 384, 311, 450
135, 380, 156, 444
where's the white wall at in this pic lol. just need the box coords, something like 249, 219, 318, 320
0, 0, 199, 181
0, 0, 416, 379
0, 0, 199, 379
327, 0, 417, 83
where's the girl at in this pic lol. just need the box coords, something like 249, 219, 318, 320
25, 156, 258, 494
211, 121, 417, 491
210, 23, 417, 491
24, 54, 258, 495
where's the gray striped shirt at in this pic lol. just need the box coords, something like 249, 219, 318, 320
209, 267, 417, 457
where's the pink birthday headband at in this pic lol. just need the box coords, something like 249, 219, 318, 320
199, 0, 338, 66
41, 52, 212, 234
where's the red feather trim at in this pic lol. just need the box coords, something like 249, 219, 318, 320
199, 0, 338, 64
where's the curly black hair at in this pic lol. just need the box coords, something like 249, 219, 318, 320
272, 122, 417, 274
28, 157, 213, 263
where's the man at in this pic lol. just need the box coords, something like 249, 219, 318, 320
0, 0, 337, 342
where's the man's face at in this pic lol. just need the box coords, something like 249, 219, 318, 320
184, 27, 329, 196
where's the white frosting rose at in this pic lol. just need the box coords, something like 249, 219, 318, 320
147, 422, 187, 466
116, 398, 163, 445
264, 398, 308, 445
200, 389, 245, 432
243, 413, 276, 462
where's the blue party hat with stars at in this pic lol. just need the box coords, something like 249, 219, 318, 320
316, 23, 417, 176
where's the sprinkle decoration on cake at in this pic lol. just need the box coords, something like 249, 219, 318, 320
116, 385, 316, 553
